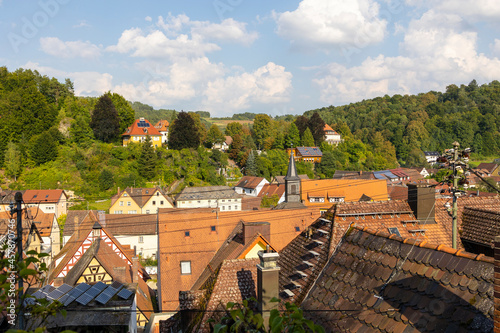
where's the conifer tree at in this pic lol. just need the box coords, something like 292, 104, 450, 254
138, 135, 157, 180
301, 127, 315, 147
90, 94, 120, 143
168, 111, 200, 149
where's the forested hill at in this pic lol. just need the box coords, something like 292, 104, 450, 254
305, 80, 500, 162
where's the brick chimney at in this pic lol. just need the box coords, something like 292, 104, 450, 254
113, 267, 126, 283
407, 184, 435, 223
495, 235, 500, 333
243, 222, 271, 245
98, 210, 106, 227
257, 247, 280, 330
53, 277, 64, 287
132, 256, 139, 284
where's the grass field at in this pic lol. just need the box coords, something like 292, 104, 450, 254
204, 118, 253, 130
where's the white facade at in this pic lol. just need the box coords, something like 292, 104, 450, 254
234, 179, 269, 197
325, 132, 342, 145
115, 234, 158, 259
176, 198, 242, 211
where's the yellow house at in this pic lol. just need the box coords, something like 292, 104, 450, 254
122, 118, 162, 148
110, 187, 173, 214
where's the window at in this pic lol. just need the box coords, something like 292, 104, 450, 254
115, 210, 123, 214
222, 199, 225, 202
124, 193, 128, 197
234, 205, 238, 210
295, 226, 300, 232
160, 201, 164, 205
146, 210, 150, 214
127, 201, 131, 206
181, 261, 191, 275
185, 231, 190, 237
222, 206, 225, 210
228, 199, 231, 202
128, 210, 137, 214
139, 236, 144, 243
211, 225, 216, 232
152, 201, 156, 205
228, 206, 231, 210
119, 201, 124, 206
157, 192, 160, 196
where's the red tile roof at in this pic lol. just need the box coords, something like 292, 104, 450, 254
301, 225, 494, 332
122, 118, 161, 137
235, 176, 266, 190
258, 184, 285, 199
461, 207, 500, 249
23, 189, 66, 204
155, 120, 169, 131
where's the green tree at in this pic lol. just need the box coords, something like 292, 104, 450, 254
225, 122, 244, 138
316, 151, 337, 178
294, 115, 309, 137
229, 134, 243, 161
301, 128, 315, 147
189, 112, 208, 145
285, 123, 300, 148
206, 124, 225, 148
245, 150, 257, 176
90, 94, 120, 143
252, 114, 273, 149
98, 169, 114, 191
70, 115, 94, 147
5, 142, 21, 180
108, 92, 135, 134
138, 136, 157, 180
168, 112, 200, 150
308, 112, 326, 146
30, 131, 58, 165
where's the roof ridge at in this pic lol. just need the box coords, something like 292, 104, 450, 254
354, 225, 493, 264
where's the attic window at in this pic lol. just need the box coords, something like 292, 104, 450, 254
211, 226, 216, 232
295, 226, 300, 232
185, 231, 190, 237
388, 227, 401, 237
180, 261, 191, 275
34, 195, 37, 198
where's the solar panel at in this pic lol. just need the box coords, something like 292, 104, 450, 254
388, 227, 401, 237
60, 283, 91, 306
75, 283, 91, 292
57, 284, 73, 294
41, 285, 55, 293
46, 289, 65, 300
117, 288, 134, 300
32, 290, 47, 299
110, 281, 123, 290
95, 285, 120, 304
76, 293, 93, 306
82, 282, 106, 299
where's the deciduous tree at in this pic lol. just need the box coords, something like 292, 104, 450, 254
168, 111, 200, 150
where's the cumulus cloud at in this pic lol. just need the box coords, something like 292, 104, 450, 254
312, 9, 500, 105
23, 62, 113, 96
406, 0, 500, 20
275, 0, 387, 50
106, 28, 220, 59
40, 37, 101, 59
190, 18, 258, 46
203, 62, 292, 112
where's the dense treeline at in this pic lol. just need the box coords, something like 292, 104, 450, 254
306, 80, 500, 163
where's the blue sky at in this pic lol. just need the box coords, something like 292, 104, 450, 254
2, 0, 500, 117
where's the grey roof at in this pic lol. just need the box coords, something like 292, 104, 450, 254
176, 186, 241, 201
296, 146, 322, 157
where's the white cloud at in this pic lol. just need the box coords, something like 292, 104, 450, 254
72, 20, 91, 29
106, 28, 220, 59
190, 18, 258, 46
492, 39, 500, 56
203, 62, 292, 112
406, 0, 500, 20
23, 62, 113, 96
145, 16, 152, 22
40, 37, 101, 59
313, 9, 500, 105
275, 0, 387, 50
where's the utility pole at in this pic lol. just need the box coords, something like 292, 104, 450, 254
440, 142, 470, 249
15, 192, 24, 330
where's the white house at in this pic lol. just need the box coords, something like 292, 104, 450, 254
234, 176, 269, 197
175, 186, 242, 211
324, 124, 342, 145
424, 151, 441, 164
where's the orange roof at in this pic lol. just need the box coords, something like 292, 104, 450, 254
23, 189, 66, 204
258, 184, 285, 198
27, 208, 55, 237
122, 118, 161, 137
301, 179, 388, 207
323, 124, 336, 133
157, 206, 319, 311
155, 120, 169, 131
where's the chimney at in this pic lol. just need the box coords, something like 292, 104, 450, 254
242, 222, 271, 245
495, 235, 500, 333
132, 256, 139, 284
117, 187, 120, 195
75, 216, 79, 240
98, 210, 106, 227
113, 267, 126, 283
53, 277, 64, 287
257, 247, 280, 330
407, 184, 435, 223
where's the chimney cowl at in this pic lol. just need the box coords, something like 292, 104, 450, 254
258, 251, 279, 269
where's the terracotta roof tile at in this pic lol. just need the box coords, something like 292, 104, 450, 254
122, 118, 161, 137
301, 225, 494, 332
461, 207, 500, 249
23, 189, 66, 203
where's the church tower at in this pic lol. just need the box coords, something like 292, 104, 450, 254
284, 149, 301, 203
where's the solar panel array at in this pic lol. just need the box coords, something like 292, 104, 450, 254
30, 281, 132, 307
117, 288, 133, 300
137, 120, 150, 128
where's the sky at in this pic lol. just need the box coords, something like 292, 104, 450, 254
2, 0, 500, 117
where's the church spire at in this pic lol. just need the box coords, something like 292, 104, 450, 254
285, 148, 300, 181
